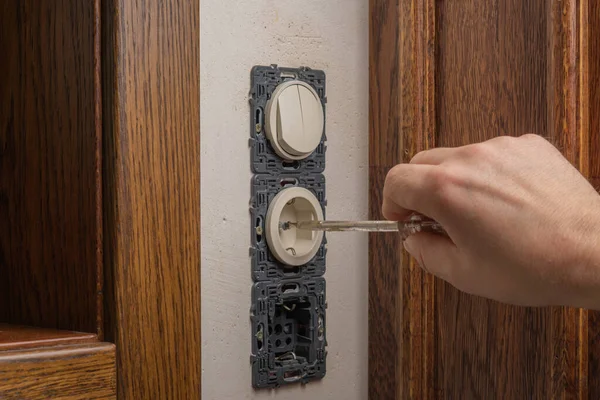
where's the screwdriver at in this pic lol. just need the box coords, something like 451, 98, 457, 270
281, 214, 447, 240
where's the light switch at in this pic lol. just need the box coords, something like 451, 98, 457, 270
265, 80, 324, 160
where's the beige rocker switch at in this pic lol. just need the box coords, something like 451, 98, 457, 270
265, 80, 324, 160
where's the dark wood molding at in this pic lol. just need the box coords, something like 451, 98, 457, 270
102, 0, 201, 397
0, 324, 96, 351
0, 343, 116, 399
369, 0, 593, 398
587, 1, 600, 397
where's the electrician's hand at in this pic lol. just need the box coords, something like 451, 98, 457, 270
382, 134, 600, 309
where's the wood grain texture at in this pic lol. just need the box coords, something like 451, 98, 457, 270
589, 0, 600, 191
0, 324, 96, 351
588, 1, 600, 397
368, 0, 402, 398
369, 0, 436, 399
0, 1, 102, 333
369, 0, 592, 398
434, 1, 586, 397
0, 342, 116, 399
102, 0, 201, 398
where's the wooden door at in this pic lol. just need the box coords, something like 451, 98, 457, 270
0, 1, 116, 398
0, 0, 200, 397
102, 0, 201, 398
369, 0, 599, 398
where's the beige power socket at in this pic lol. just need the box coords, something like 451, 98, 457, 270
265, 187, 324, 266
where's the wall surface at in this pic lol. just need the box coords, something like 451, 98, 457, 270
200, 0, 369, 399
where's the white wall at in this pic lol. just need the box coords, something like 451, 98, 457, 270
200, 1, 368, 399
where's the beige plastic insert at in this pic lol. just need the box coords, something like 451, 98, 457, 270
265, 187, 324, 266
265, 80, 324, 160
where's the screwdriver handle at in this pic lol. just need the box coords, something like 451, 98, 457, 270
398, 214, 447, 240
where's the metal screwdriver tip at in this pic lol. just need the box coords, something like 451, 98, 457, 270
279, 221, 295, 231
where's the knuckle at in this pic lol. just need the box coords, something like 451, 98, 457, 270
488, 135, 518, 149
410, 149, 429, 164
428, 168, 455, 200
383, 165, 403, 193
427, 167, 468, 211
385, 164, 403, 184
521, 133, 540, 142
498, 135, 517, 143
429, 169, 449, 193
460, 143, 488, 160
521, 133, 554, 150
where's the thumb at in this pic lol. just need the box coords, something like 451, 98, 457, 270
403, 233, 461, 282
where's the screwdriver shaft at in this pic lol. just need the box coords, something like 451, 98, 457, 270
288, 215, 447, 239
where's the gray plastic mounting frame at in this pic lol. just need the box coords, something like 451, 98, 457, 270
250, 173, 327, 281
250, 277, 327, 388
250, 65, 328, 389
249, 65, 327, 175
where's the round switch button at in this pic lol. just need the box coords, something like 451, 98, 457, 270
265, 80, 324, 160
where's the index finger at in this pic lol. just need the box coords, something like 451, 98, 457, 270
382, 163, 439, 221
410, 147, 457, 165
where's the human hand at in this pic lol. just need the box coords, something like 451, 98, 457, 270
382, 134, 600, 309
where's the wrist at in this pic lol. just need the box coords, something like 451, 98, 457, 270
567, 202, 600, 310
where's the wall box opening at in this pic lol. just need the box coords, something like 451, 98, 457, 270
250, 278, 327, 389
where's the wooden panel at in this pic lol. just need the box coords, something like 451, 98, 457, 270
102, 0, 201, 398
369, 0, 435, 398
0, 324, 96, 351
369, 0, 591, 398
588, 1, 600, 397
369, 0, 402, 398
589, 0, 600, 190
0, 1, 102, 333
0, 342, 116, 399
436, 1, 554, 398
